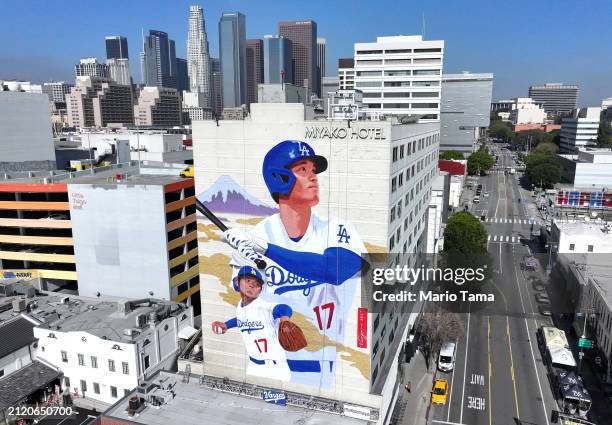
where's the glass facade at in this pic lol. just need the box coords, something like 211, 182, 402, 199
219, 13, 246, 108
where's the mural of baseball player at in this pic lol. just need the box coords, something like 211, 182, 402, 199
212, 266, 307, 382
223, 140, 367, 388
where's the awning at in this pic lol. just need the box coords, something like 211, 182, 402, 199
178, 325, 198, 339
549, 346, 577, 368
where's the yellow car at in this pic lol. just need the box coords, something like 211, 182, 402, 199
180, 165, 194, 178
431, 379, 449, 405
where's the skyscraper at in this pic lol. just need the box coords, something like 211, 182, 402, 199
141, 30, 178, 89
245, 39, 263, 107
187, 5, 212, 107
317, 37, 326, 84
528, 83, 578, 117
176, 58, 189, 92
75, 58, 109, 79
210, 58, 222, 118
279, 20, 318, 96
105, 36, 129, 60
263, 35, 293, 84
219, 12, 246, 108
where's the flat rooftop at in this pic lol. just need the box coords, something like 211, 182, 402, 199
0, 290, 189, 342
0, 161, 187, 185
103, 371, 365, 425
553, 220, 612, 237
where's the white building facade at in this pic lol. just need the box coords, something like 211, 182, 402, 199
552, 220, 612, 254
353, 35, 444, 122
192, 103, 439, 424
509, 97, 547, 125
560, 107, 601, 153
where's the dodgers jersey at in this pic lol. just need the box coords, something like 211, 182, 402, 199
251, 212, 365, 364
236, 297, 287, 363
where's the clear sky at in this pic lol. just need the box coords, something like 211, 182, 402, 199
2, 0, 611, 106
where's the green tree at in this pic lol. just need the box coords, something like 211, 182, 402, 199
525, 152, 561, 188
597, 116, 612, 148
439, 150, 465, 160
443, 212, 488, 254
467, 149, 494, 175
488, 120, 512, 141
533, 142, 558, 155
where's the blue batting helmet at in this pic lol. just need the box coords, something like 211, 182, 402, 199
232, 266, 264, 292
262, 140, 328, 203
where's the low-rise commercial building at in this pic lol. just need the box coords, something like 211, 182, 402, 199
134, 87, 182, 127
551, 220, 612, 254
427, 171, 450, 253
560, 107, 601, 153
338, 58, 354, 90
558, 148, 612, 187
509, 97, 547, 125
0, 163, 200, 310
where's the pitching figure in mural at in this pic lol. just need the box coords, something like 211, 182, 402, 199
211, 265, 307, 381
223, 140, 367, 388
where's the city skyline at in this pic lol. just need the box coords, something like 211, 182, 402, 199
2, 0, 611, 106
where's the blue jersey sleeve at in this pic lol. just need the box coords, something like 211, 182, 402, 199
272, 304, 292, 320
225, 317, 238, 329
266, 244, 363, 285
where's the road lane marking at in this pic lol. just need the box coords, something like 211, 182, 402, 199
493, 235, 497, 242
432, 421, 466, 425
447, 339, 458, 422
459, 303, 471, 425
506, 318, 521, 419
512, 247, 551, 425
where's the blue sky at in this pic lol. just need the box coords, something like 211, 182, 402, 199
2, 0, 611, 106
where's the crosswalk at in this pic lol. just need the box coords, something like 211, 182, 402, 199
483, 217, 530, 224
487, 234, 522, 244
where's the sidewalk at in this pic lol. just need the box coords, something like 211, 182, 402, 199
389, 350, 435, 425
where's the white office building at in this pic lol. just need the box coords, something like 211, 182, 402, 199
509, 97, 547, 125
558, 148, 612, 187
75, 58, 109, 79
338, 58, 355, 90
107, 58, 132, 86
427, 172, 450, 253
42, 82, 73, 103
353, 35, 444, 122
560, 107, 601, 153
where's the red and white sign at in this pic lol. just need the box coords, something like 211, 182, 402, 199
357, 308, 368, 348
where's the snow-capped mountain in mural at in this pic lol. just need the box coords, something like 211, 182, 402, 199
198, 175, 278, 216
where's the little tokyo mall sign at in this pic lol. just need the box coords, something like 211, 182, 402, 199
305, 125, 385, 140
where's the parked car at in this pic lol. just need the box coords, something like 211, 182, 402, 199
431, 379, 449, 405
538, 304, 552, 316
438, 342, 457, 372
536, 293, 550, 303
532, 281, 547, 292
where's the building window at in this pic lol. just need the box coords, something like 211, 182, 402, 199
0, 369, 4, 378
362, 92, 382, 98
412, 81, 439, 87
400, 145, 405, 159
390, 207, 395, 223
64, 377, 70, 388
356, 50, 383, 55
108, 359, 115, 372
398, 173, 403, 187
355, 81, 382, 88
389, 237, 395, 250
143, 355, 150, 370
569, 244, 575, 251
93, 383, 100, 394
384, 70, 411, 76
122, 362, 129, 375
356, 70, 382, 76
412, 103, 439, 109
78, 354, 84, 366
111, 386, 118, 398
413, 69, 440, 76
384, 81, 411, 87
61, 351, 68, 363
385, 92, 411, 98
391, 177, 397, 193
80, 380, 87, 393
392, 146, 398, 162
588, 245, 594, 252
124, 389, 131, 396
91, 356, 98, 369
414, 48, 442, 53
412, 92, 439, 98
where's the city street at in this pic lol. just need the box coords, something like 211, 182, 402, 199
429, 145, 560, 425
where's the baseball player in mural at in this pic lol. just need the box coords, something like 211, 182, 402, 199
223, 140, 367, 388
211, 265, 307, 382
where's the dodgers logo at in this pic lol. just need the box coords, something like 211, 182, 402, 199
265, 265, 326, 296
299, 142, 311, 157
238, 319, 265, 334
262, 389, 286, 405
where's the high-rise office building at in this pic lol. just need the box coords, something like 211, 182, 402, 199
338, 58, 354, 90
245, 39, 263, 107
528, 83, 578, 117
440, 72, 493, 155
263, 35, 292, 84
279, 20, 318, 96
219, 12, 246, 108
317, 37, 326, 84
210, 58, 222, 118
353, 35, 444, 122
105, 36, 129, 60
134, 86, 182, 127
106, 58, 131, 85
66, 77, 133, 128
187, 5, 212, 107
42, 81, 73, 103
75, 58, 108, 79
176, 58, 189, 92
141, 30, 178, 89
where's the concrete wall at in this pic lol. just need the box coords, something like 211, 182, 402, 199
0, 92, 55, 164
67, 184, 171, 299
0, 345, 33, 379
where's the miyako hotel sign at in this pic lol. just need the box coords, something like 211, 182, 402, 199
305, 125, 385, 141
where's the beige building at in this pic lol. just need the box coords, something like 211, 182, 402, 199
66, 76, 133, 128
134, 86, 182, 127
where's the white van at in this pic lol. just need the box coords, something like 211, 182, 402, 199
438, 342, 457, 372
